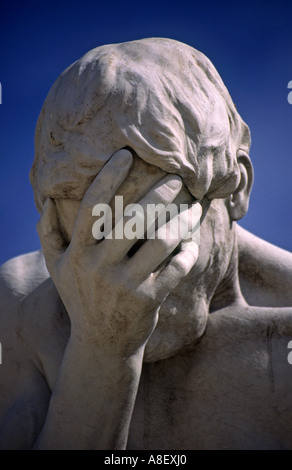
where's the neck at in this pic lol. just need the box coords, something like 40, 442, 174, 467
210, 228, 248, 312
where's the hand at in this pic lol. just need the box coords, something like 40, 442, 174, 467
37, 149, 200, 357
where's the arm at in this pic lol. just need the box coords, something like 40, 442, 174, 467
35, 335, 144, 449
0, 252, 52, 450
35, 149, 199, 450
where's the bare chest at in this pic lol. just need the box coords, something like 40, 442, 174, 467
128, 345, 292, 450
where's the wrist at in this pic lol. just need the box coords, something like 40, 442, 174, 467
69, 321, 148, 360
68, 327, 145, 368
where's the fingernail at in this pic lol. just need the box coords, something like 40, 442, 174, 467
112, 149, 133, 167
166, 175, 183, 190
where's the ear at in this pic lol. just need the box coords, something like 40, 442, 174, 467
226, 150, 254, 221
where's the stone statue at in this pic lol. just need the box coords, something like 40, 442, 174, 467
1, 38, 292, 450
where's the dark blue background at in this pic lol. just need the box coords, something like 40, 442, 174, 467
1, 0, 292, 264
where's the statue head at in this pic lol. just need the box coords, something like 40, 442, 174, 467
30, 38, 253, 361
30, 37, 251, 211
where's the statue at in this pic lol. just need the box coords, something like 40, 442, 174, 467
1, 38, 292, 450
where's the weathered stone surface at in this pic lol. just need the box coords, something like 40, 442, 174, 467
1, 38, 292, 450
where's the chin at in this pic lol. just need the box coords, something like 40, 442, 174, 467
143, 285, 209, 363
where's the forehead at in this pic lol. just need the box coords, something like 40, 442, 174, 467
31, 38, 245, 214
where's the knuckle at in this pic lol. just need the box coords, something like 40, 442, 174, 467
112, 272, 132, 294
110, 272, 155, 308
154, 237, 170, 252
170, 257, 189, 277
134, 282, 157, 308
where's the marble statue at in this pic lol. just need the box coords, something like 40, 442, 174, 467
1, 38, 292, 450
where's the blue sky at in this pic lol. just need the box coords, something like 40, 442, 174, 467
0, 0, 292, 265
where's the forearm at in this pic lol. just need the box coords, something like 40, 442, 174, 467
35, 333, 143, 450
35, 155, 197, 449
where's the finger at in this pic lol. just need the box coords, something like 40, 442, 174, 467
126, 202, 201, 280
70, 149, 133, 247
36, 198, 67, 274
103, 174, 183, 262
153, 241, 199, 301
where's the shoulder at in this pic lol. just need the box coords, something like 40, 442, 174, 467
204, 305, 292, 394
207, 305, 292, 339
0, 253, 53, 448
237, 225, 292, 307
0, 250, 69, 390
0, 250, 50, 306
0, 250, 51, 344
